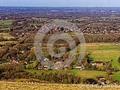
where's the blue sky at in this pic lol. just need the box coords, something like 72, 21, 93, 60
0, 0, 120, 7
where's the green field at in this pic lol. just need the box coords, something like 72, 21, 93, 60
71, 43, 120, 69
0, 20, 13, 29
85, 43, 120, 69
60, 42, 120, 81
111, 71, 120, 81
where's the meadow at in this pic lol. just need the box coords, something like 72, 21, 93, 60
0, 20, 13, 29
85, 43, 120, 69
56, 42, 120, 81
71, 43, 120, 69
111, 71, 120, 82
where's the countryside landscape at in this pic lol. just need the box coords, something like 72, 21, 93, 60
0, 5, 120, 90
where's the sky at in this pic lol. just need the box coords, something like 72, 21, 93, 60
0, 0, 120, 7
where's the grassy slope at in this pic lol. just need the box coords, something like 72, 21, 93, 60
26, 69, 106, 79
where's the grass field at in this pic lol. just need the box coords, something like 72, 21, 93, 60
0, 20, 13, 29
111, 71, 120, 82
73, 43, 120, 69
0, 81, 120, 90
0, 33, 14, 39
0, 41, 17, 45
0, 33, 16, 45
60, 42, 120, 81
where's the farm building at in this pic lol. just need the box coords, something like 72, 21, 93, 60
92, 61, 108, 66
21, 60, 27, 65
11, 60, 19, 65
75, 65, 84, 70
54, 61, 64, 70
36, 62, 49, 70
35, 58, 52, 70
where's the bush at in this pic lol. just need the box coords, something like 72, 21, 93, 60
0, 64, 33, 79
38, 72, 81, 84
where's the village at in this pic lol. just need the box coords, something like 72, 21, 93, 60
0, 7, 120, 86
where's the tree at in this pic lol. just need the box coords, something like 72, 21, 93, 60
117, 37, 120, 42
105, 61, 113, 78
86, 53, 93, 63
118, 57, 120, 64
0, 36, 5, 41
80, 53, 93, 69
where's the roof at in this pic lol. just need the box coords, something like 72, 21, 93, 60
92, 61, 108, 63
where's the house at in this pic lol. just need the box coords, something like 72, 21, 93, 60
35, 61, 49, 70
20, 50, 25, 54
96, 76, 109, 85
54, 61, 64, 70
35, 57, 54, 70
75, 65, 84, 70
21, 60, 27, 65
11, 60, 19, 65
92, 61, 108, 66
63, 62, 74, 70
38, 65, 48, 70
10, 57, 19, 65
64, 65, 72, 70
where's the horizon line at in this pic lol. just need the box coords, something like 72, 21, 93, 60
0, 6, 120, 8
